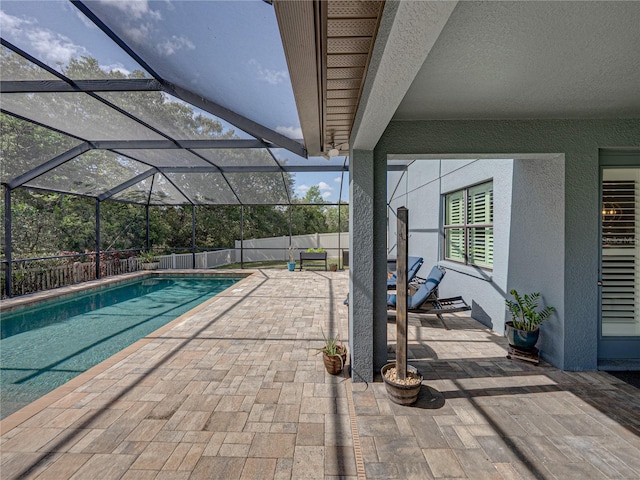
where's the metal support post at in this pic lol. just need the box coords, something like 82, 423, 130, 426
191, 205, 196, 269
240, 205, 244, 268
145, 205, 150, 252
4, 186, 13, 297
95, 200, 101, 279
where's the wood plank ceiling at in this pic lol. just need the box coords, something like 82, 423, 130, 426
274, 0, 384, 157
324, 1, 384, 155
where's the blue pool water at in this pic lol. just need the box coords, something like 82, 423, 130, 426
0, 276, 241, 419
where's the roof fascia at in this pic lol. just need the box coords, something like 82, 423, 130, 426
273, 0, 323, 157
350, 1, 457, 151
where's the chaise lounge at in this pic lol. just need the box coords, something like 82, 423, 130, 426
387, 256, 424, 289
387, 265, 471, 329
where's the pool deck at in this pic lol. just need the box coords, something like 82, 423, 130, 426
1, 269, 639, 479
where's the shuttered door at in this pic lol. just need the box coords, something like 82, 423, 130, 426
601, 177, 638, 336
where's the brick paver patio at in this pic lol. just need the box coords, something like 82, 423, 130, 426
1, 270, 639, 479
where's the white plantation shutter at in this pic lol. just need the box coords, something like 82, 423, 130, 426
601, 179, 636, 334
468, 182, 493, 268
446, 191, 464, 225
444, 181, 493, 268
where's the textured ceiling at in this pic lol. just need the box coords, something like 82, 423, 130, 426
395, 1, 640, 120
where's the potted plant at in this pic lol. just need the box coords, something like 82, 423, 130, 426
505, 289, 555, 351
287, 245, 296, 271
139, 250, 160, 270
316, 329, 347, 375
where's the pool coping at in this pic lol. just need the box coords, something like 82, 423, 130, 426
0, 269, 259, 434
0, 269, 252, 313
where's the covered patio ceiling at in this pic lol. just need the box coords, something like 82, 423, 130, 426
0, 0, 354, 206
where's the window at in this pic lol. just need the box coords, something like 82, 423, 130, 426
444, 181, 493, 268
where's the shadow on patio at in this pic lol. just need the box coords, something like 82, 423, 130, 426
352, 311, 640, 479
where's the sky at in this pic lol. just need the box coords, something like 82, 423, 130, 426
0, 0, 349, 203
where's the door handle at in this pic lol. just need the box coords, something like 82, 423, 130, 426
597, 281, 603, 286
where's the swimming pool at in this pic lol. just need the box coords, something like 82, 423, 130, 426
0, 275, 242, 419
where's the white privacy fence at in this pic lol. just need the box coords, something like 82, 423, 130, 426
235, 232, 349, 263
151, 232, 350, 269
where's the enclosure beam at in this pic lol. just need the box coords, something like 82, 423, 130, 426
95, 200, 101, 280
396, 206, 408, 380
240, 206, 245, 269
8, 143, 91, 189
4, 186, 13, 297
98, 169, 157, 202
92, 139, 273, 150
0, 79, 162, 93
145, 205, 150, 252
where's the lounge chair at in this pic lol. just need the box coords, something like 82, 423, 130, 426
387, 256, 424, 289
387, 265, 470, 329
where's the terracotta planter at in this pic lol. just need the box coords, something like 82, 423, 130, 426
505, 321, 539, 351
322, 347, 347, 375
381, 363, 423, 405
141, 262, 160, 270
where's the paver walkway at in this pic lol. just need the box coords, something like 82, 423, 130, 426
1, 269, 639, 479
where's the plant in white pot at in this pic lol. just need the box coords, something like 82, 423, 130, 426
139, 250, 160, 270
505, 289, 555, 351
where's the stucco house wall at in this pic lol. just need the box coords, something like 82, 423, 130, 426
388, 157, 565, 366
375, 119, 640, 370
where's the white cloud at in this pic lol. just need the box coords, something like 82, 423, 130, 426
0, 11, 88, 69
157, 35, 195, 56
100, 63, 131, 76
318, 182, 333, 193
276, 125, 303, 139
321, 191, 332, 200
248, 59, 289, 85
333, 176, 342, 183
296, 184, 310, 196
0, 10, 26, 33
97, 0, 161, 20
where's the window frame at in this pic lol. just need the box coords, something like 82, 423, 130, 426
443, 180, 494, 270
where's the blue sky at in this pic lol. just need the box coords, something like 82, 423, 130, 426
1, 0, 348, 203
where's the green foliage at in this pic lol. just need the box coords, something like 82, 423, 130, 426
505, 289, 555, 332
315, 328, 345, 356
138, 250, 158, 263
305, 247, 325, 253
1, 51, 349, 259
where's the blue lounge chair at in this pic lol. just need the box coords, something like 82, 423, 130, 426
387, 265, 470, 329
387, 256, 424, 289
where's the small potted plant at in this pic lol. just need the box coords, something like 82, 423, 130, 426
316, 329, 347, 375
139, 250, 160, 270
505, 289, 555, 351
287, 245, 296, 271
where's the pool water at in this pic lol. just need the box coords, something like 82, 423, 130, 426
0, 276, 241, 419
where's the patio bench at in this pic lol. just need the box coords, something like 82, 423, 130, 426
299, 251, 327, 271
